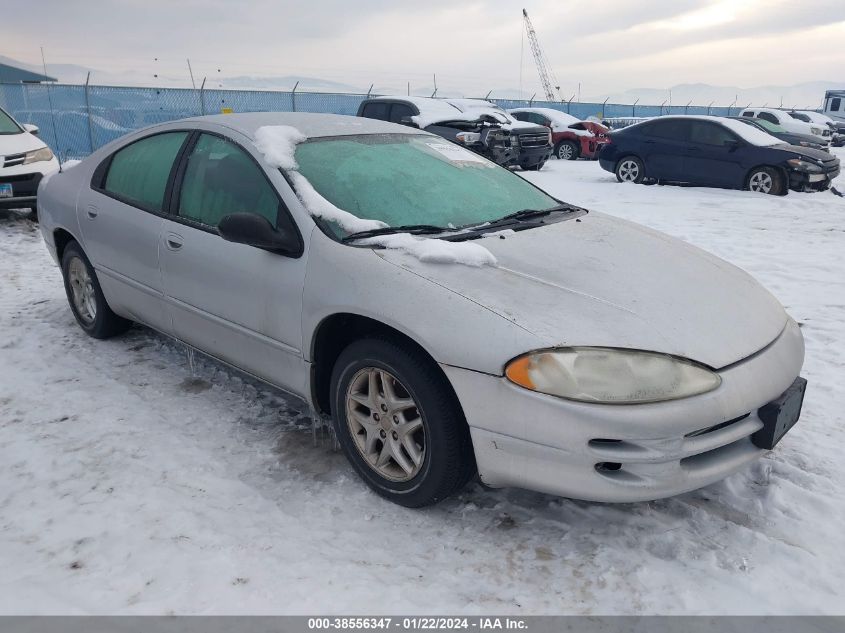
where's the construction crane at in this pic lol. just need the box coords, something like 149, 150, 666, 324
522, 8, 561, 102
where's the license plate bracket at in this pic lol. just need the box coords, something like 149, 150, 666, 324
752, 377, 807, 450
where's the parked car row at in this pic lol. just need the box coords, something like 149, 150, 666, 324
357, 96, 553, 170
36, 111, 808, 507
598, 115, 840, 195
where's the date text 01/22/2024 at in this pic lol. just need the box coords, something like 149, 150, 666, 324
307, 617, 528, 630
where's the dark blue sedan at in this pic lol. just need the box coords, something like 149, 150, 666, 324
599, 116, 840, 195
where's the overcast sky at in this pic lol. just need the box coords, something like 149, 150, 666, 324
3, 0, 843, 98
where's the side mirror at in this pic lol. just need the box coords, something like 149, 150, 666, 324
217, 212, 299, 254
23, 123, 39, 135
399, 116, 419, 128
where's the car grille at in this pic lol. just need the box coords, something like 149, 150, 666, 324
517, 133, 550, 148
2, 152, 27, 168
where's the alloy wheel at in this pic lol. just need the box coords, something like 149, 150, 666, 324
68, 256, 97, 324
345, 367, 425, 482
558, 143, 574, 160
618, 160, 640, 182
749, 171, 773, 193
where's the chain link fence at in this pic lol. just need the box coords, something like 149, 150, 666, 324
0, 82, 736, 161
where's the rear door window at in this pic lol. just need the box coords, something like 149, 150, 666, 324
103, 132, 189, 212
646, 119, 691, 141
361, 102, 390, 120
831, 98, 842, 112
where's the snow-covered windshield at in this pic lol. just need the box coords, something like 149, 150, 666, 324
717, 118, 782, 147
293, 133, 558, 235
0, 108, 23, 135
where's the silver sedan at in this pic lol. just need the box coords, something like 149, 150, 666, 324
37, 112, 806, 507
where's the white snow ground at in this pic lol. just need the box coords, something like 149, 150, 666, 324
1, 149, 844, 615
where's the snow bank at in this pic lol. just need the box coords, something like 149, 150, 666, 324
254, 125, 307, 170
288, 172, 387, 235
363, 233, 497, 267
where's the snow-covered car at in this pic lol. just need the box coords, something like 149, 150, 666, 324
729, 116, 829, 152
446, 99, 553, 170
509, 107, 610, 160
38, 112, 807, 507
739, 108, 831, 144
0, 105, 59, 216
357, 96, 517, 167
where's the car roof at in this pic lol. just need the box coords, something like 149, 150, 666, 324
178, 111, 417, 139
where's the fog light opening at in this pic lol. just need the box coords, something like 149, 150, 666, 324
595, 462, 622, 472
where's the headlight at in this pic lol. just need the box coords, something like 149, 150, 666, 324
23, 147, 54, 164
787, 158, 822, 173
455, 132, 481, 145
505, 347, 721, 404
811, 127, 822, 136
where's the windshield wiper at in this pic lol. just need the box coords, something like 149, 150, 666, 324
342, 224, 450, 243
492, 204, 575, 223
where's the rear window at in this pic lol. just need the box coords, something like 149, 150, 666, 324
645, 119, 690, 140
361, 102, 390, 120
831, 98, 842, 112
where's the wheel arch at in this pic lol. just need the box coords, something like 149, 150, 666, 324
745, 164, 789, 194
53, 227, 79, 262
308, 312, 461, 418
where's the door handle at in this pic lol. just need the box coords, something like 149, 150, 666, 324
86, 206, 98, 219
165, 233, 184, 251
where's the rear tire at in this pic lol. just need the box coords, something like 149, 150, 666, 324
330, 337, 475, 507
556, 140, 579, 160
61, 240, 131, 339
746, 167, 784, 195
615, 156, 645, 183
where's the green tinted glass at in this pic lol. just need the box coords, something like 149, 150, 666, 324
293, 134, 557, 232
179, 134, 279, 228
105, 132, 188, 211
0, 108, 22, 134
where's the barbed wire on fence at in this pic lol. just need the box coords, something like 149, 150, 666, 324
0, 82, 738, 161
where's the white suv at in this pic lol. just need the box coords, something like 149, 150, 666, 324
739, 107, 831, 145
0, 105, 60, 216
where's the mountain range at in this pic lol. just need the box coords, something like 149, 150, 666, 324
1, 54, 839, 108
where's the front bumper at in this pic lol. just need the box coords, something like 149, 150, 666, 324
788, 164, 840, 191
0, 159, 59, 209
443, 318, 804, 502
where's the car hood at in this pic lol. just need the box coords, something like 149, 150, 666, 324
376, 212, 787, 369
0, 131, 46, 157
770, 144, 838, 162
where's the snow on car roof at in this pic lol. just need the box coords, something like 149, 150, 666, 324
182, 111, 416, 140
630, 115, 782, 147
365, 95, 480, 128
444, 99, 537, 130
508, 107, 581, 127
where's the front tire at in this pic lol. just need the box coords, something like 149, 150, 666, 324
61, 240, 131, 339
615, 156, 645, 183
330, 338, 475, 507
747, 166, 784, 195
556, 140, 579, 160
